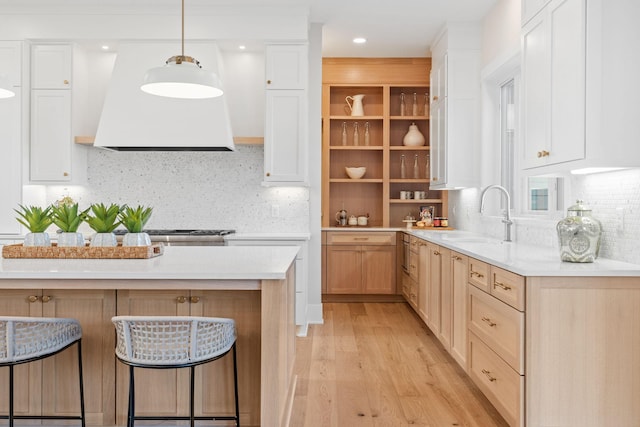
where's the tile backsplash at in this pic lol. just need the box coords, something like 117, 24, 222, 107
32, 145, 310, 234
449, 169, 640, 265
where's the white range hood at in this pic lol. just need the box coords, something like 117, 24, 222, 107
94, 42, 235, 151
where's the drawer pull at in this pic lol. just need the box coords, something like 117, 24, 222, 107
433, 251, 440, 256
28, 295, 39, 303
470, 270, 484, 278
190, 296, 200, 304
452, 255, 462, 261
493, 281, 512, 291
353, 237, 370, 241
481, 316, 497, 327
176, 296, 187, 303
481, 369, 497, 382
41, 295, 52, 303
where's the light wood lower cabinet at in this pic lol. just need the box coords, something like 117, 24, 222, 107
0, 289, 115, 425
449, 252, 468, 369
115, 289, 261, 427
325, 231, 396, 295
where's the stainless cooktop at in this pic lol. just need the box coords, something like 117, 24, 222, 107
112, 229, 235, 246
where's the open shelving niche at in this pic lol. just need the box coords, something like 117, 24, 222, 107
322, 77, 448, 228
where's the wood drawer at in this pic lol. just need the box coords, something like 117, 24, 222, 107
468, 257, 490, 291
490, 266, 525, 311
409, 236, 422, 253
326, 231, 396, 246
468, 285, 524, 374
469, 331, 523, 427
401, 271, 417, 309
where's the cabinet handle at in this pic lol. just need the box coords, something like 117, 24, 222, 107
63, 172, 69, 177
493, 281, 512, 291
41, 295, 52, 303
267, 79, 272, 85
481, 369, 497, 382
28, 295, 39, 303
452, 255, 462, 261
470, 270, 484, 278
190, 296, 200, 304
176, 296, 187, 303
432, 177, 438, 182
537, 150, 550, 158
353, 237, 369, 241
481, 316, 497, 327
433, 251, 440, 256
63, 79, 69, 85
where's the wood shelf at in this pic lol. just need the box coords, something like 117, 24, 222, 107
322, 58, 447, 228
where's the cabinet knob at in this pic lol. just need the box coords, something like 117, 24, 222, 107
432, 177, 438, 182
433, 95, 439, 101
266, 172, 271, 177
537, 150, 550, 158
63, 172, 69, 177
63, 79, 69, 85
267, 80, 272, 85
433, 251, 440, 256
176, 296, 187, 303
28, 295, 39, 303
452, 255, 462, 261
41, 295, 52, 303
190, 296, 200, 304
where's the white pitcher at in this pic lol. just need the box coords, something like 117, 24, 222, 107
345, 94, 365, 116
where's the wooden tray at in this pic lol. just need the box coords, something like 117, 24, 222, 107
2, 243, 164, 259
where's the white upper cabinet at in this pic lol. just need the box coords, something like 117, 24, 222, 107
0, 41, 22, 235
265, 45, 308, 90
263, 44, 308, 185
522, 0, 586, 170
429, 25, 481, 190
521, 0, 640, 174
31, 44, 72, 89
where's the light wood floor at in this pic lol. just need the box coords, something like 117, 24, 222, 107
291, 302, 509, 427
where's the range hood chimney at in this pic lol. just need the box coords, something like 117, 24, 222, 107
94, 42, 235, 151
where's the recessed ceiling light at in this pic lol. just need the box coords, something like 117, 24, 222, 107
101, 45, 110, 51
239, 45, 246, 50
353, 37, 367, 44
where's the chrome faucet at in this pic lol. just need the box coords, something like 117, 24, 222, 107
480, 185, 513, 242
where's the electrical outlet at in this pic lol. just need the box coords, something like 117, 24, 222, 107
271, 204, 280, 217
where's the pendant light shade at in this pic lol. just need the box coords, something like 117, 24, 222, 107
140, 0, 223, 99
141, 56, 223, 99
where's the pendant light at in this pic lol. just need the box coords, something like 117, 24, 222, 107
140, 0, 223, 99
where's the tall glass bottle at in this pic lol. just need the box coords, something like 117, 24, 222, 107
400, 92, 406, 116
412, 92, 418, 116
425, 154, 430, 179
424, 92, 430, 117
413, 154, 420, 179
400, 154, 406, 179
341, 122, 348, 146
353, 122, 359, 146
364, 122, 370, 146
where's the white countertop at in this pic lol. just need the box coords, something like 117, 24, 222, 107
405, 229, 640, 277
0, 246, 299, 281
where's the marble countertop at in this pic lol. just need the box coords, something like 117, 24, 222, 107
0, 246, 299, 281
405, 229, 640, 277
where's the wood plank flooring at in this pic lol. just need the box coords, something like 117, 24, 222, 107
291, 302, 509, 427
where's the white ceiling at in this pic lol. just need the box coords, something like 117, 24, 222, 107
0, 0, 498, 57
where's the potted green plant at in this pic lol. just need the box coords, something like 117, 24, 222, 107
50, 203, 89, 247
14, 204, 53, 247
83, 203, 122, 247
119, 205, 153, 246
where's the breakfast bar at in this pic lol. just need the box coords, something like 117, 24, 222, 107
0, 245, 299, 427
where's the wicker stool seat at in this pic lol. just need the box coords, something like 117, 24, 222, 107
112, 316, 239, 427
0, 316, 85, 427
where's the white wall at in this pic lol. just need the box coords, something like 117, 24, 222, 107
480, 0, 521, 67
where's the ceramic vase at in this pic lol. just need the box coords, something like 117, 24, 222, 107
122, 232, 151, 247
90, 232, 118, 247
57, 232, 85, 247
23, 232, 51, 247
402, 122, 425, 146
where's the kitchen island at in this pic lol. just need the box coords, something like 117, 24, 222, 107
0, 245, 299, 427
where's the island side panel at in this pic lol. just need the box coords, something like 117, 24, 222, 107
527, 276, 640, 426
261, 263, 297, 427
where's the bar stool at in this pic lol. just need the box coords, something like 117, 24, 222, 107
112, 316, 239, 427
0, 316, 85, 427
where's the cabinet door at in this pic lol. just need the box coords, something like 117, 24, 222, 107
30, 89, 72, 181
264, 89, 307, 183
265, 44, 307, 89
0, 291, 41, 417
417, 240, 430, 323
427, 243, 442, 335
439, 247, 452, 350
450, 252, 468, 370
0, 89, 22, 234
41, 290, 116, 425
362, 245, 396, 294
326, 245, 362, 294
115, 290, 191, 424
31, 44, 72, 89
